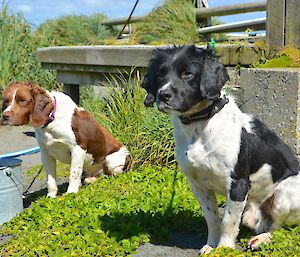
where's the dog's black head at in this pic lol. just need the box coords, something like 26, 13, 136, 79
141, 45, 229, 114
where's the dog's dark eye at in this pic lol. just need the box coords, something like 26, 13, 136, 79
17, 99, 29, 107
181, 71, 193, 80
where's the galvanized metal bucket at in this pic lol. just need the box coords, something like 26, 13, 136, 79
0, 158, 23, 224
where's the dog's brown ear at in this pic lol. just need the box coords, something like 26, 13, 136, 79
29, 85, 53, 127
199, 50, 229, 100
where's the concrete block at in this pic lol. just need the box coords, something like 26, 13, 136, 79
241, 68, 300, 154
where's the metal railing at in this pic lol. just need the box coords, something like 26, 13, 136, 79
101, 0, 299, 50
101, 1, 267, 34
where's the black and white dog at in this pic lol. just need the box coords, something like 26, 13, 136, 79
142, 45, 300, 254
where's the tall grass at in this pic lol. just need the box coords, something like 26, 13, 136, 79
0, 3, 27, 86
0, 4, 118, 94
133, 0, 199, 44
82, 71, 175, 168
0, 3, 57, 92
36, 14, 118, 46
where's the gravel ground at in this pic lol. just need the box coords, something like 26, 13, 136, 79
0, 124, 207, 256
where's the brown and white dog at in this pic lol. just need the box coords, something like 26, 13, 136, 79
1, 81, 130, 197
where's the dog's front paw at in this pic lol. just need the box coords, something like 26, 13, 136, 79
47, 192, 57, 198
84, 176, 97, 184
200, 244, 213, 255
66, 184, 80, 194
247, 233, 271, 250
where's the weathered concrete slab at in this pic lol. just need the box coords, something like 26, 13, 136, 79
241, 68, 300, 154
37, 44, 261, 68
37, 44, 260, 103
37, 45, 154, 67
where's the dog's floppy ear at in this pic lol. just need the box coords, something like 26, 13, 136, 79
199, 49, 229, 100
141, 69, 157, 107
29, 85, 53, 127
141, 49, 163, 107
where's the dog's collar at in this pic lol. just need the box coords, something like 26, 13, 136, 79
179, 97, 229, 125
42, 96, 56, 128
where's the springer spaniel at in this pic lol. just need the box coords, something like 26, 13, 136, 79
142, 45, 300, 254
1, 81, 129, 197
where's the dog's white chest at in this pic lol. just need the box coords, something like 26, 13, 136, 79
176, 136, 231, 194
36, 130, 73, 163
172, 110, 242, 194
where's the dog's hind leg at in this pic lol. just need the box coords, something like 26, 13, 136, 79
245, 197, 275, 250
248, 232, 272, 250
246, 173, 300, 251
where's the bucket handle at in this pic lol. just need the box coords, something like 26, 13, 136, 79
5, 170, 23, 196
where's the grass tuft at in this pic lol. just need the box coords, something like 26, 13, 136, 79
36, 14, 118, 46
0, 2, 57, 92
82, 71, 175, 169
133, 0, 200, 44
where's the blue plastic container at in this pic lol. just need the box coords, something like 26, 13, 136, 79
0, 158, 23, 224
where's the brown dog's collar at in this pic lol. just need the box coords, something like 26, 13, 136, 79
179, 97, 229, 125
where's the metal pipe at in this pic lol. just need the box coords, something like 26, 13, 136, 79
101, 15, 145, 26
197, 17, 266, 33
196, 1, 266, 18
101, 1, 267, 26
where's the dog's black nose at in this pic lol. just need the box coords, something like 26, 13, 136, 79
158, 89, 171, 102
1, 115, 8, 125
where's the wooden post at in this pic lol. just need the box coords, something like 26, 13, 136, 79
285, 0, 300, 47
63, 84, 80, 105
267, 0, 300, 50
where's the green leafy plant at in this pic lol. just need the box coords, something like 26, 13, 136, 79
2, 165, 300, 256
0, 166, 205, 256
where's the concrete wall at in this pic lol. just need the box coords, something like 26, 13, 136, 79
240, 68, 300, 154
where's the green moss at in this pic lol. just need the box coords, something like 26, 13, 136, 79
255, 46, 300, 68
258, 55, 292, 68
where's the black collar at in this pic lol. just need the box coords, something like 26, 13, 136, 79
179, 97, 229, 125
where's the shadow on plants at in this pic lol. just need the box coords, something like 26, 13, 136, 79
23, 182, 68, 208
99, 209, 207, 250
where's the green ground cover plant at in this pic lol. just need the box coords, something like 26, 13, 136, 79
2, 165, 300, 256
1, 166, 205, 256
